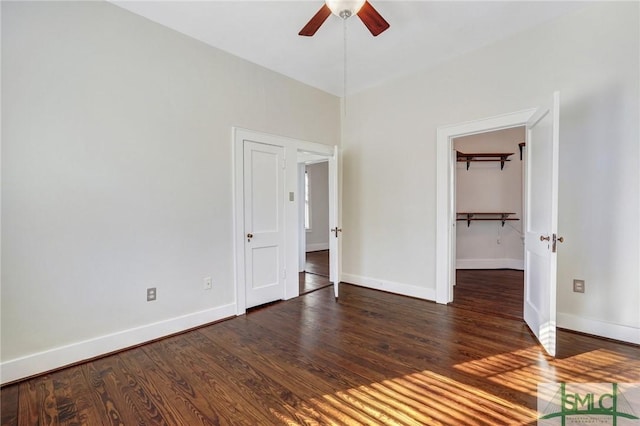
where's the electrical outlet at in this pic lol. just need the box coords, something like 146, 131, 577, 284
573, 279, 585, 293
203, 277, 212, 290
147, 287, 157, 301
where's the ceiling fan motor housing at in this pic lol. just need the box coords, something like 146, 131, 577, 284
299, 0, 389, 37
326, 0, 366, 19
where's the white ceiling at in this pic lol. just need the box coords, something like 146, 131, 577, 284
112, 1, 587, 96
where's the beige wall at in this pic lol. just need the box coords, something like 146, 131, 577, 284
342, 2, 639, 342
1, 1, 339, 381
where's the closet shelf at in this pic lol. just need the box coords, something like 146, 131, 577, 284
456, 151, 514, 170
456, 212, 519, 227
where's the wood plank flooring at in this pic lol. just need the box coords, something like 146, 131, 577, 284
452, 269, 524, 320
2, 283, 638, 425
300, 250, 331, 295
305, 250, 329, 277
299, 272, 332, 296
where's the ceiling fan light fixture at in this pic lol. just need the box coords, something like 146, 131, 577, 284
325, 0, 366, 19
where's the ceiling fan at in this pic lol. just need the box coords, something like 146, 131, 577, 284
299, 0, 390, 37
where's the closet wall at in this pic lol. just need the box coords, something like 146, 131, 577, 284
455, 127, 525, 269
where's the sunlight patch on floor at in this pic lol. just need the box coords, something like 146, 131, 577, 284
453, 346, 640, 399
270, 369, 537, 425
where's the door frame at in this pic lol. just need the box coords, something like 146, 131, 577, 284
435, 109, 537, 304
233, 128, 337, 315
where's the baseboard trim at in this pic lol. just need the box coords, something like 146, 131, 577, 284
0, 303, 237, 385
341, 273, 435, 301
456, 258, 524, 270
557, 312, 640, 345
306, 243, 329, 252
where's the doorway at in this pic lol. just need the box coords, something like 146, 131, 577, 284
436, 94, 561, 356
233, 128, 340, 314
435, 108, 537, 304
298, 156, 334, 295
451, 127, 525, 319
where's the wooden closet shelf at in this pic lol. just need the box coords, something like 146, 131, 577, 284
456, 212, 519, 227
456, 151, 514, 170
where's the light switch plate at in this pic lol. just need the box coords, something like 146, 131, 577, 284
573, 279, 585, 293
147, 287, 157, 301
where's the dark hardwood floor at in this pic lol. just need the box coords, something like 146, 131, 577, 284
452, 269, 524, 320
299, 271, 332, 296
305, 250, 329, 277
300, 250, 331, 295
2, 283, 638, 425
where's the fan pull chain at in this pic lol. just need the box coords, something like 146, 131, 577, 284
343, 17, 348, 116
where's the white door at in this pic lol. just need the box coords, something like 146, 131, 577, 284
523, 91, 560, 356
329, 146, 341, 298
244, 141, 285, 308
450, 145, 457, 293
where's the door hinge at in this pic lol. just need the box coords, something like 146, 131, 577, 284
552, 233, 564, 253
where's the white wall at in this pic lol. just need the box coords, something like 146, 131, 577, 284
1, 1, 339, 382
342, 2, 639, 342
305, 162, 330, 252
454, 127, 525, 270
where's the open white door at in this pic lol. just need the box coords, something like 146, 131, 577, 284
523, 91, 560, 356
329, 146, 341, 298
244, 141, 285, 308
450, 145, 457, 291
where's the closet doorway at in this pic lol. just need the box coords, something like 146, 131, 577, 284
451, 127, 525, 319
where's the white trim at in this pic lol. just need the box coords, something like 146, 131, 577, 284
329, 145, 340, 298
436, 109, 537, 304
342, 273, 436, 301
298, 163, 307, 272
557, 312, 640, 345
456, 258, 524, 270
0, 303, 236, 385
306, 243, 330, 252
233, 129, 247, 314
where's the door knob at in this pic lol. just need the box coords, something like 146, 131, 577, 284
540, 235, 550, 242
247, 233, 253, 242
331, 227, 342, 238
